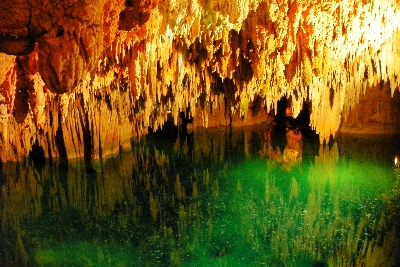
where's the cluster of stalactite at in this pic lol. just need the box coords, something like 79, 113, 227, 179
1, 0, 400, 160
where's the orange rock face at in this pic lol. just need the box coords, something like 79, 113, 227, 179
1, 0, 400, 160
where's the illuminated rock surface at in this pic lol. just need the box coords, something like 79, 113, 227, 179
1, 0, 400, 160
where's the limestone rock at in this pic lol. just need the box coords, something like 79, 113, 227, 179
1, 0, 400, 160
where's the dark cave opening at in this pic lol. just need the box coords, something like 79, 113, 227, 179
28, 140, 46, 170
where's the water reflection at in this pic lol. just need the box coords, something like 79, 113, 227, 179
260, 128, 303, 170
1, 127, 400, 266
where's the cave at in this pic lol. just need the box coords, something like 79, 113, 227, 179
1, 1, 400, 266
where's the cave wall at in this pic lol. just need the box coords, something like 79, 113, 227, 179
340, 82, 400, 134
1, 0, 400, 161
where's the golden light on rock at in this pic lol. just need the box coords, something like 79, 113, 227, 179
0, 0, 400, 160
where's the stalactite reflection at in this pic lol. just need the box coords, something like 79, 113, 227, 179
1, 127, 399, 266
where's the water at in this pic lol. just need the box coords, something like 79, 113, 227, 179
1, 125, 400, 266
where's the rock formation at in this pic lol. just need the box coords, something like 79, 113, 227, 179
1, 0, 400, 161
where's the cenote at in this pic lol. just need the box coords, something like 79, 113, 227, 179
1, 125, 400, 267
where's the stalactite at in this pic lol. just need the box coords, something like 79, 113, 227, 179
0, 56, 17, 123
1, 0, 400, 159
28, 72, 46, 129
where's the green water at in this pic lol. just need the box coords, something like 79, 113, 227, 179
1, 127, 400, 266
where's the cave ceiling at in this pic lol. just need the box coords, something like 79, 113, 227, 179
0, 0, 400, 160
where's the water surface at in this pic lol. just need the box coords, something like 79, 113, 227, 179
1, 126, 400, 266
